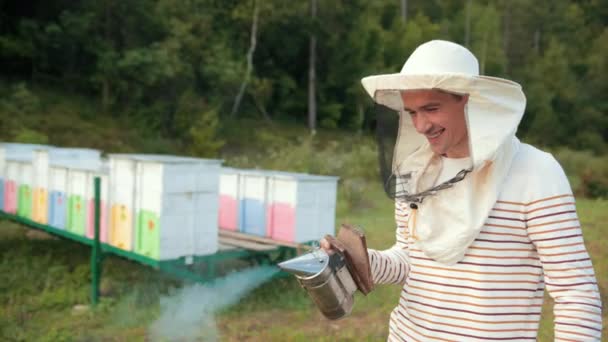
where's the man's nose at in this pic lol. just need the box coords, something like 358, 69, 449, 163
413, 113, 432, 134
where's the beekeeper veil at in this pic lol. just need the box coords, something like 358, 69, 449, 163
363, 40, 527, 265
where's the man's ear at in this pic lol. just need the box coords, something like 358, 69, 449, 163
462, 94, 470, 105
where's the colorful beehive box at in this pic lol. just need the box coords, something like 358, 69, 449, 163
218, 171, 239, 231
219, 168, 338, 242
31, 150, 49, 224
48, 148, 103, 232
4, 160, 20, 214
66, 166, 89, 236
1, 144, 45, 215
0, 146, 5, 211
109, 154, 222, 260
108, 156, 137, 250
238, 172, 268, 236
15, 160, 34, 219
265, 171, 338, 243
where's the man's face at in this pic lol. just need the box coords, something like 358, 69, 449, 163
401, 89, 469, 158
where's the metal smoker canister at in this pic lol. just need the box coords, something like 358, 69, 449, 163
278, 249, 358, 320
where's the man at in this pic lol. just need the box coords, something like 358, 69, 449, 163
321, 40, 602, 341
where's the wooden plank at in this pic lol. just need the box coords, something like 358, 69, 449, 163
219, 229, 309, 250
219, 236, 278, 252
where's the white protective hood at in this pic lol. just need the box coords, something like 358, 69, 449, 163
361, 40, 526, 265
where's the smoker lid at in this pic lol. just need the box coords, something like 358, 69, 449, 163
277, 249, 329, 277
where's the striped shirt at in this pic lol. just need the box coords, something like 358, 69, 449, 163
368, 144, 602, 341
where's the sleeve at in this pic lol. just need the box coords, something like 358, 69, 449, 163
525, 155, 602, 341
367, 200, 410, 285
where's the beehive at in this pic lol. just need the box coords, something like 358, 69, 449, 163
265, 171, 338, 243
48, 148, 104, 234
218, 168, 338, 243
108, 154, 222, 259
1, 143, 49, 216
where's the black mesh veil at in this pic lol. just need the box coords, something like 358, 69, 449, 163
374, 102, 472, 203
374, 103, 401, 199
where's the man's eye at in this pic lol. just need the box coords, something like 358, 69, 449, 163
426, 107, 438, 112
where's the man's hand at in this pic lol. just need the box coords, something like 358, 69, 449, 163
319, 237, 336, 255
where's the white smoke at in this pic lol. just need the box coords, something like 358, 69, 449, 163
149, 266, 279, 341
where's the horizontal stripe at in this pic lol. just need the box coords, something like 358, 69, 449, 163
555, 301, 602, 309
543, 265, 594, 272
474, 238, 532, 245
411, 270, 539, 284
554, 328, 598, 339
484, 222, 526, 230
555, 321, 602, 332
532, 234, 581, 242
492, 201, 576, 215
527, 210, 577, 222
406, 299, 541, 317
536, 241, 582, 250
410, 277, 539, 292
408, 306, 539, 325
404, 292, 541, 308
527, 218, 579, 229
538, 248, 587, 257
528, 225, 580, 236
553, 307, 602, 315
555, 314, 603, 325
463, 253, 539, 261
541, 257, 590, 265
411, 263, 541, 277
477, 231, 528, 238
467, 245, 533, 252
496, 194, 573, 206
408, 284, 543, 301
411, 256, 542, 268
408, 311, 538, 333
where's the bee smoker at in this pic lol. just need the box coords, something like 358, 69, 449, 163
278, 225, 373, 320
278, 248, 358, 320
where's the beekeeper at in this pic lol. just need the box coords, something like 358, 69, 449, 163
322, 40, 602, 341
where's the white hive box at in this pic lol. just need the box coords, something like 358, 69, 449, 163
108, 154, 222, 260
218, 168, 339, 243
265, 170, 338, 243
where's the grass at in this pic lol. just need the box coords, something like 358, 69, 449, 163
1, 188, 606, 341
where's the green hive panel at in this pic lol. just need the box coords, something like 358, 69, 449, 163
67, 195, 86, 235
136, 210, 160, 259
17, 185, 32, 218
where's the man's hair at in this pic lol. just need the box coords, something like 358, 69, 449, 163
436, 88, 465, 101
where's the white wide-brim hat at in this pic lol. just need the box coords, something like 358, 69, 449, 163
361, 40, 526, 168
361, 40, 528, 265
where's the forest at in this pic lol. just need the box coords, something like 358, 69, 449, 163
0, 0, 606, 156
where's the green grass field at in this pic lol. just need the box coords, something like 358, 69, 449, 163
1, 186, 606, 341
